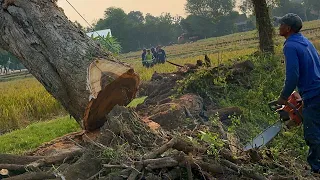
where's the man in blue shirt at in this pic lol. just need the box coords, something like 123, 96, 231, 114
156, 46, 166, 64
276, 13, 320, 173
141, 49, 147, 67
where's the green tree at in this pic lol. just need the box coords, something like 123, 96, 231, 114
272, 0, 307, 20
0, 49, 22, 71
240, 0, 278, 16
180, 15, 216, 38
94, 8, 182, 52
95, 7, 131, 51
128, 11, 145, 25
185, 0, 236, 19
304, 0, 320, 19
0, 51, 7, 69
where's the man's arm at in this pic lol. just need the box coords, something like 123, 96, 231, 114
280, 45, 300, 100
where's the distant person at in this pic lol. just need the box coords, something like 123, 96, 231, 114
141, 49, 147, 67
156, 46, 166, 64
151, 47, 157, 63
144, 49, 154, 68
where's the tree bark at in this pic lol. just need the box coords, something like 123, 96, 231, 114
0, 0, 140, 131
251, 0, 274, 54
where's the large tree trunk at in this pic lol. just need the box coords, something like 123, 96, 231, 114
251, 0, 274, 54
0, 0, 140, 131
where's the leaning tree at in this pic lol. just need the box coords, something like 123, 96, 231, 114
0, 0, 140, 131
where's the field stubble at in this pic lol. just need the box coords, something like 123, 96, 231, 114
0, 78, 66, 133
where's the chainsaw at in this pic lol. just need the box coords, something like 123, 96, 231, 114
244, 91, 303, 151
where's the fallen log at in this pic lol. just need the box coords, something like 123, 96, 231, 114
4, 171, 56, 180
128, 136, 207, 179
0, 154, 42, 165
144, 138, 178, 159
186, 155, 193, 180
220, 159, 267, 180
0, 149, 83, 170
26, 148, 84, 169
61, 151, 102, 180
191, 160, 230, 175
0, 164, 25, 171
142, 157, 179, 170
173, 137, 206, 155
128, 138, 178, 180
162, 168, 181, 180
0, 0, 140, 131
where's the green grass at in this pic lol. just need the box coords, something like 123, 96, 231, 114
0, 116, 80, 154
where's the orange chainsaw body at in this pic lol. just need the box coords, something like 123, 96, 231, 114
277, 91, 303, 127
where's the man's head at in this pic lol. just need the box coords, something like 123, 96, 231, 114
143, 49, 146, 53
275, 13, 303, 38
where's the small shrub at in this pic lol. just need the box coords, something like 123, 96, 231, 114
198, 130, 225, 156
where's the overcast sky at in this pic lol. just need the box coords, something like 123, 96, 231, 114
57, 0, 187, 26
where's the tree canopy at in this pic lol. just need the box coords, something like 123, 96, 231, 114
92, 5, 255, 53
185, 0, 236, 19
85, 1, 320, 53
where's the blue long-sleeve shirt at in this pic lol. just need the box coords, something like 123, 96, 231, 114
281, 33, 320, 100
157, 49, 166, 61
142, 52, 146, 61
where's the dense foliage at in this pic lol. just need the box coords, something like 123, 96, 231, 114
176, 53, 308, 159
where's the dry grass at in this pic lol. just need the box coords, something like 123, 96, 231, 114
0, 78, 66, 133
134, 48, 257, 80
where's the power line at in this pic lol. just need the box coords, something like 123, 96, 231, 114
65, 0, 94, 29
64, 0, 118, 54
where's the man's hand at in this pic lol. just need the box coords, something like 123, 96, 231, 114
277, 96, 287, 105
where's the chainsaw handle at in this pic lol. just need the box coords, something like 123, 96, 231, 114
268, 100, 283, 111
